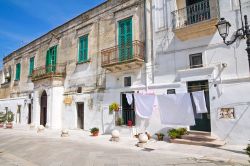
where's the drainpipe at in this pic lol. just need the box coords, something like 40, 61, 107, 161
144, 0, 149, 92
144, 0, 153, 92
149, 0, 154, 84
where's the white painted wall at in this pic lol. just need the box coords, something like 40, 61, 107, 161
0, 97, 28, 124
151, 0, 250, 144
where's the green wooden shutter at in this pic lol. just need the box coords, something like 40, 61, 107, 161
126, 18, 133, 59
15, 63, 21, 80
46, 46, 57, 73
78, 35, 88, 63
51, 46, 57, 72
83, 36, 88, 61
118, 18, 133, 61
29, 57, 34, 76
46, 50, 51, 73
78, 37, 84, 62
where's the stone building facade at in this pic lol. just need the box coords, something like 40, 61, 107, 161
0, 0, 152, 131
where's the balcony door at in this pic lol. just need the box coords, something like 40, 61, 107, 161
118, 17, 133, 61
186, 0, 210, 25
46, 46, 57, 73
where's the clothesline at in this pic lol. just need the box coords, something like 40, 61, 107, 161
126, 91, 208, 126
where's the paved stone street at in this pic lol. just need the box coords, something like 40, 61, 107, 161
0, 127, 248, 166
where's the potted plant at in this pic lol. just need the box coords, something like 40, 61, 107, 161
109, 102, 119, 114
168, 129, 181, 139
90, 127, 99, 136
0, 112, 6, 128
145, 132, 151, 140
6, 111, 14, 129
117, 117, 124, 126
109, 102, 120, 125
177, 128, 188, 136
155, 133, 165, 141
245, 144, 250, 163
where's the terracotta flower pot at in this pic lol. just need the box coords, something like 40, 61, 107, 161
0, 123, 4, 128
6, 122, 13, 129
92, 131, 99, 136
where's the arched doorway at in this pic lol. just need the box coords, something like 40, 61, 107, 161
40, 91, 47, 126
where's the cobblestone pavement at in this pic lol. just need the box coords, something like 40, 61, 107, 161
0, 128, 248, 166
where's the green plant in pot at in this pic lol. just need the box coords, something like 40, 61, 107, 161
90, 127, 99, 136
109, 102, 120, 114
6, 111, 14, 129
117, 117, 124, 126
245, 144, 250, 163
0, 112, 6, 128
177, 128, 188, 135
168, 129, 181, 139
155, 133, 165, 141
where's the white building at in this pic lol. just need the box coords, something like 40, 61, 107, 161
150, 0, 250, 144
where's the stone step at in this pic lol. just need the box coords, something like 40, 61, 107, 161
181, 134, 217, 142
188, 130, 211, 136
169, 138, 226, 147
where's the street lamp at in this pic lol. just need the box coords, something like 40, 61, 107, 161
215, 0, 250, 70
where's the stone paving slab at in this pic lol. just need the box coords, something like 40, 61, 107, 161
0, 126, 249, 166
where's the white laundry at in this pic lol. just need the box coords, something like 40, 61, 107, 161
134, 94, 156, 119
157, 93, 195, 126
126, 93, 133, 105
192, 91, 208, 114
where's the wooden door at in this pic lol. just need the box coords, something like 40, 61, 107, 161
77, 103, 84, 129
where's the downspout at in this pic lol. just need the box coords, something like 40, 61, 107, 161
96, 19, 100, 90
150, 0, 154, 84
144, 0, 149, 92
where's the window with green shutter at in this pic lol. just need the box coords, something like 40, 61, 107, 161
29, 57, 35, 76
118, 17, 133, 61
46, 46, 57, 73
15, 63, 21, 80
78, 35, 88, 63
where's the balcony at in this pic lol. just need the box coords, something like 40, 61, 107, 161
101, 40, 144, 71
31, 63, 66, 82
172, 0, 219, 41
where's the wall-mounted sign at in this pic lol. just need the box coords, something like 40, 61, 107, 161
64, 96, 72, 105
219, 108, 235, 119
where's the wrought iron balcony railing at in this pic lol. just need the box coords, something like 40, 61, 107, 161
31, 63, 66, 81
172, 0, 219, 29
101, 40, 144, 67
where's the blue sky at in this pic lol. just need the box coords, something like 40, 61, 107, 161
0, 0, 106, 68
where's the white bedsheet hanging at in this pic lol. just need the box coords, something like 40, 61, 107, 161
134, 94, 156, 119
192, 91, 208, 113
157, 93, 195, 126
126, 93, 133, 105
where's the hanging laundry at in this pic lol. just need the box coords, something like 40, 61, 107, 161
134, 94, 156, 119
126, 93, 133, 105
192, 91, 208, 114
157, 93, 195, 126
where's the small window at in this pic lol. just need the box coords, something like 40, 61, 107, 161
189, 53, 203, 68
78, 35, 89, 63
167, 89, 176, 94
15, 63, 21, 81
29, 57, 35, 76
124, 77, 131, 87
77, 87, 82, 93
